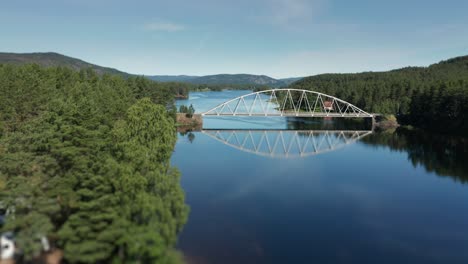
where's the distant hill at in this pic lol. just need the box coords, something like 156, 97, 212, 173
292, 55, 468, 88
0, 53, 303, 87
280, 77, 303, 85
290, 54, 468, 133
0, 52, 130, 77
149, 74, 301, 87
147, 75, 199, 82
189, 74, 283, 87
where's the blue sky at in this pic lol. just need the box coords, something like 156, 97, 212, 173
1, 0, 468, 78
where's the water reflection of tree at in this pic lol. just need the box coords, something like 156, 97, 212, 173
286, 117, 371, 131
187, 132, 195, 143
179, 131, 196, 143
361, 128, 468, 183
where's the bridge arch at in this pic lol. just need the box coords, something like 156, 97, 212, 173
202, 89, 372, 118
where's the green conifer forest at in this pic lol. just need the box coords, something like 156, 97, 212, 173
291, 56, 468, 134
0, 64, 188, 263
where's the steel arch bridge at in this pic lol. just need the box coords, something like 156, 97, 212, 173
202, 89, 373, 118
202, 129, 372, 158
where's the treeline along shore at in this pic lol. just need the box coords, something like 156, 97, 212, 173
290, 56, 468, 134
0, 64, 188, 263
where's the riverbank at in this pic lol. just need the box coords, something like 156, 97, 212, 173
374, 115, 399, 130
176, 113, 203, 131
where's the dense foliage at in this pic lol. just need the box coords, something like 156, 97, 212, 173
292, 56, 468, 133
0, 64, 188, 263
178, 105, 195, 118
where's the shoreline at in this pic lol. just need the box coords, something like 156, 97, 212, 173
176, 113, 203, 131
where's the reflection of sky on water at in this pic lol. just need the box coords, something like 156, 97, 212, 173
174, 131, 468, 264
173, 91, 468, 264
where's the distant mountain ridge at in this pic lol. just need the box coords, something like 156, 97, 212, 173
189, 74, 282, 86
148, 74, 302, 87
0, 52, 302, 86
148, 75, 199, 82
280, 77, 304, 85
0, 52, 130, 77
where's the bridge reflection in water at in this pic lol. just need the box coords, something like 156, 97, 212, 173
202, 129, 372, 158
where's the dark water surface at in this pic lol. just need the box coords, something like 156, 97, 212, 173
173, 91, 468, 264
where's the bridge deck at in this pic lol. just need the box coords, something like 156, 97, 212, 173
203, 113, 373, 117
202, 129, 372, 132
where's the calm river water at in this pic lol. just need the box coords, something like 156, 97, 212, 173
173, 90, 468, 264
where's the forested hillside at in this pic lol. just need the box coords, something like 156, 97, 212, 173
1, 52, 292, 91
188, 74, 283, 86
149, 74, 301, 88
0, 52, 131, 77
148, 75, 199, 82
0, 64, 188, 263
292, 55, 468, 133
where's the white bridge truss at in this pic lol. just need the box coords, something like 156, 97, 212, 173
202, 89, 372, 118
202, 129, 373, 158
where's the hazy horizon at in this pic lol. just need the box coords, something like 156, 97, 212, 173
1, 0, 468, 78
